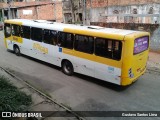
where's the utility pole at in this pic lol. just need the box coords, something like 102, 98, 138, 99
89, 0, 92, 25
7, 0, 12, 19
54, 1, 57, 22
70, 0, 75, 23
83, 0, 86, 25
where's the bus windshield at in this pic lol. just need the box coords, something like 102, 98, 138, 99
134, 36, 149, 54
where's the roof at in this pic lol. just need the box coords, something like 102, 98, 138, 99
4, 19, 148, 40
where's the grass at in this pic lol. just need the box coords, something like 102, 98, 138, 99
0, 76, 32, 112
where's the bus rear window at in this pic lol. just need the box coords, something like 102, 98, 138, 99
134, 36, 149, 54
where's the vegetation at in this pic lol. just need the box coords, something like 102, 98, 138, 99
0, 76, 32, 112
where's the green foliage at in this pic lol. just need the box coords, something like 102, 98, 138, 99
0, 76, 32, 112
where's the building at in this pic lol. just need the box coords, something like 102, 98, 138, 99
86, 0, 160, 24
0, 0, 63, 22
62, 0, 83, 24
62, 0, 160, 53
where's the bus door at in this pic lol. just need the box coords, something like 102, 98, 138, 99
20, 26, 34, 56
30, 27, 46, 60
42, 30, 60, 65
4, 23, 12, 49
5, 24, 22, 50
11, 24, 22, 46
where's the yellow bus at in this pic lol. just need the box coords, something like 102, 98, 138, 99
4, 19, 150, 86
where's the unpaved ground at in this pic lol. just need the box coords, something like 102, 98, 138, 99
0, 31, 160, 120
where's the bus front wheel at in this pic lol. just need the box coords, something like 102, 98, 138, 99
14, 45, 20, 56
62, 60, 74, 76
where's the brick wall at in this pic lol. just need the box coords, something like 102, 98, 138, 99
55, 2, 63, 22
1, 1, 55, 8
37, 4, 55, 20
18, 7, 37, 19
1, 1, 63, 22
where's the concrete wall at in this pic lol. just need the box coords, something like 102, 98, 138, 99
151, 26, 160, 51
87, 0, 160, 8
89, 3, 160, 24
91, 22, 160, 52
89, 7, 106, 22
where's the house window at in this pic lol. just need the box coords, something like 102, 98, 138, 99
113, 10, 119, 14
148, 7, 153, 14
133, 8, 137, 14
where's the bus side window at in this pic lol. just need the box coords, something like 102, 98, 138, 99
107, 40, 113, 58
43, 29, 57, 45
31, 27, 42, 42
51, 30, 57, 45
4, 23, 11, 38
74, 35, 94, 54
11, 24, 21, 37
58, 32, 74, 49
21, 26, 30, 39
57, 32, 61, 46
95, 38, 122, 60
95, 38, 107, 57
113, 41, 122, 60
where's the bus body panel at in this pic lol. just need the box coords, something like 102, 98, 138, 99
21, 40, 61, 67
94, 61, 121, 85
4, 19, 150, 86
6, 36, 22, 51
20, 38, 34, 57
62, 48, 122, 85
62, 48, 95, 77
121, 33, 149, 86
63, 28, 125, 40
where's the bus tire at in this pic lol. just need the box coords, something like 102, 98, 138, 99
14, 45, 20, 56
62, 60, 74, 76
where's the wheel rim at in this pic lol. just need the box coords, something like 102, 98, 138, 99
15, 48, 19, 54
64, 62, 72, 73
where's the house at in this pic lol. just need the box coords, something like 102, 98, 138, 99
0, 0, 63, 22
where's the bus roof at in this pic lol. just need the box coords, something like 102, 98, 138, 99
4, 19, 148, 40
